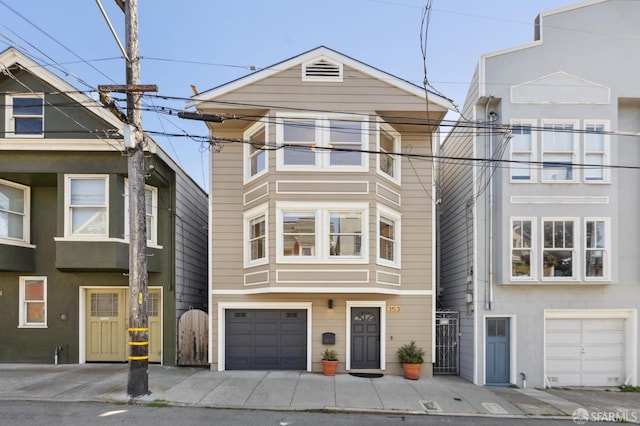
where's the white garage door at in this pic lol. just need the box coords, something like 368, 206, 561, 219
546, 318, 625, 386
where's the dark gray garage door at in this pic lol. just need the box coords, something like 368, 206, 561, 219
225, 309, 307, 370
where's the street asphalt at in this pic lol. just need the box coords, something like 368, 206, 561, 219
0, 364, 637, 423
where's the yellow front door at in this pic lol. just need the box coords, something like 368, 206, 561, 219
86, 288, 162, 363
86, 289, 127, 361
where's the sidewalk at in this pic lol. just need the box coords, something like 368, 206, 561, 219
0, 364, 637, 422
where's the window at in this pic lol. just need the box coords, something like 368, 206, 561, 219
276, 202, 368, 263
584, 121, 608, 182
510, 122, 534, 181
585, 219, 607, 279
378, 122, 400, 182
542, 121, 577, 182
511, 219, 533, 279
19, 277, 46, 328
0, 179, 29, 244
244, 120, 268, 182
543, 219, 575, 279
65, 175, 108, 237
124, 181, 158, 245
6, 94, 44, 137
276, 114, 368, 171
244, 204, 268, 267
377, 204, 401, 268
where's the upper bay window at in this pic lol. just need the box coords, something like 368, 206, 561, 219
243, 203, 268, 267
510, 121, 535, 182
65, 175, 108, 238
244, 119, 268, 183
0, 179, 30, 245
124, 180, 159, 246
511, 218, 534, 280
6, 94, 44, 137
542, 121, 577, 182
377, 204, 401, 269
276, 202, 368, 264
584, 121, 609, 183
378, 122, 401, 183
276, 113, 369, 171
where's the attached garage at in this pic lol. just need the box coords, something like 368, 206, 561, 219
225, 309, 307, 370
545, 317, 625, 386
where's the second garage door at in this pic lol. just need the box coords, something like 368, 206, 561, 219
225, 309, 307, 370
546, 318, 625, 386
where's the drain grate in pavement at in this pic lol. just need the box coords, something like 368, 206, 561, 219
481, 402, 508, 414
421, 400, 442, 412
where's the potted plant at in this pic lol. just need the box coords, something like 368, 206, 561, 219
397, 341, 425, 380
321, 348, 339, 376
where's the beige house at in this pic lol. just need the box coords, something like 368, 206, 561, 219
188, 47, 453, 375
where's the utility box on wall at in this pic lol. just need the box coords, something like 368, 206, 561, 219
322, 332, 335, 345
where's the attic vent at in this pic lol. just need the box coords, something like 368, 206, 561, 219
302, 58, 343, 82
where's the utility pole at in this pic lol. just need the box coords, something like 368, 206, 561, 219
124, 0, 148, 397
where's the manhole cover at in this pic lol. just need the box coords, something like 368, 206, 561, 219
482, 402, 508, 414
421, 400, 441, 412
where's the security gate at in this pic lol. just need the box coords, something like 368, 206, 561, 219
434, 311, 459, 374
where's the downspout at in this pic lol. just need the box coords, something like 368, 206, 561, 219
484, 96, 495, 311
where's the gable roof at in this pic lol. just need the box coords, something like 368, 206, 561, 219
186, 46, 455, 111
0, 47, 124, 131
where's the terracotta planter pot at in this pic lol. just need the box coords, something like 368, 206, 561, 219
402, 363, 422, 380
321, 359, 339, 376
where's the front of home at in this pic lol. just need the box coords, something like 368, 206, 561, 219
440, 0, 639, 388
0, 48, 208, 365
190, 47, 453, 375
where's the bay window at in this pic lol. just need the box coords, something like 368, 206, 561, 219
65, 175, 108, 237
542, 121, 577, 182
511, 219, 533, 279
510, 122, 534, 181
276, 114, 368, 171
0, 179, 29, 244
124, 181, 158, 245
584, 121, 608, 182
585, 219, 607, 279
377, 204, 401, 268
276, 202, 368, 263
543, 219, 575, 279
378, 122, 400, 182
244, 119, 268, 182
244, 204, 268, 267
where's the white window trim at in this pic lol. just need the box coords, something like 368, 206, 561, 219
276, 201, 369, 264
64, 174, 109, 238
275, 112, 369, 172
124, 179, 159, 246
376, 203, 401, 269
583, 120, 610, 184
541, 119, 579, 183
243, 118, 269, 184
584, 217, 610, 282
243, 203, 269, 268
4, 93, 45, 139
509, 217, 536, 281
541, 217, 579, 282
18, 276, 47, 328
509, 119, 536, 183
0, 178, 31, 245
376, 120, 401, 184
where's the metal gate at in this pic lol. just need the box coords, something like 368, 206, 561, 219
434, 311, 459, 374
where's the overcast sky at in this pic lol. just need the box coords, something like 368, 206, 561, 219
0, 0, 578, 190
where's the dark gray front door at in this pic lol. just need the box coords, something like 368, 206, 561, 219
225, 309, 306, 370
351, 307, 380, 369
486, 318, 510, 384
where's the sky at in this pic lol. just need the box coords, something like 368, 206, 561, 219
0, 0, 580, 190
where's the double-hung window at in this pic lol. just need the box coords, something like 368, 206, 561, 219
276, 114, 368, 171
584, 121, 609, 182
377, 204, 401, 268
65, 175, 108, 237
542, 219, 575, 279
585, 218, 608, 279
276, 202, 368, 263
7, 94, 44, 137
19, 276, 46, 328
124, 181, 158, 245
0, 179, 29, 244
378, 122, 400, 182
510, 121, 534, 181
243, 204, 268, 267
542, 121, 577, 182
244, 119, 268, 182
511, 218, 534, 279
